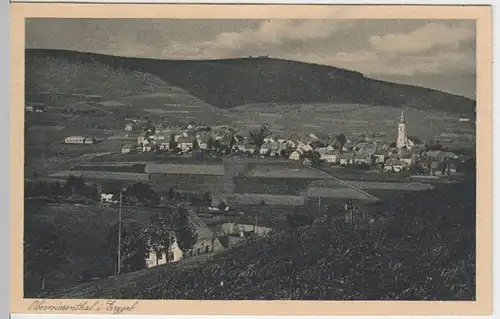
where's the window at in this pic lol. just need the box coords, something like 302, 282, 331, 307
205, 245, 210, 253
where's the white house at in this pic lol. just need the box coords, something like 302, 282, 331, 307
64, 136, 94, 144
177, 137, 193, 152
145, 239, 184, 268
339, 153, 355, 165
373, 153, 386, 164
289, 150, 302, 161
100, 193, 117, 204
384, 160, 407, 172
159, 142, 170, 151
121, 144, 133, 154
400, 153, 416, 166
320, 151, 339, 164
125, 123, 134, 131
297, 141, 313, 152
260, 143, 272, 155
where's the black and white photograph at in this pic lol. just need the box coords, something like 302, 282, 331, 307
23, 16, 478, 302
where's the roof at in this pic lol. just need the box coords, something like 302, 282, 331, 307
66, 136, 85, 139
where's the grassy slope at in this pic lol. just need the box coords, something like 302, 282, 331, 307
26, 49, 476, 115
50, 177, 475, 300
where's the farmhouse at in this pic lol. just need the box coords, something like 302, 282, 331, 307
145, 212, 225, 268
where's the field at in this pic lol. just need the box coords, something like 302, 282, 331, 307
244, 163, 327, 179
50, 170, 150, 182
24, 200, 164, 293
233, 176, 314, 196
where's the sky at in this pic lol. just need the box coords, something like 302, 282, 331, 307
26, 19, 476, 99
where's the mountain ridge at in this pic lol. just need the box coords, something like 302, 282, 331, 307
25, 48, 476, 115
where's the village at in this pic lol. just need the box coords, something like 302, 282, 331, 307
46, 110, 474, 274
65, 111, 468, 177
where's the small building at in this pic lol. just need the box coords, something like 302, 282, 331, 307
373, 153, 386, 164
64, 136, 95, 144
354, 154, 370, 164
289, 150, 302, 161
321, 151, 340, 164
339, 153, 355, 165
259, 142, 272, 155
121, 144, 133, 154
384, 159, 407, 172
100, 193, 117, 204
401, 153, 416, 166
25, 106, 34, 112
125, 123, 134, 132
177, 137, 194, 152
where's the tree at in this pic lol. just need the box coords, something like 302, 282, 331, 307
142, 214, 172, 265
192, 138, 200, 151
202, 192, 213, 207
206, 136, 215, 150
86, 183, 100, 201
124, 182, 156, 204
218, 200, 228, 211
174, 206, 198, 253
101, 219, 148, 275
336, 133, 347, 152
169, 133, 178, 151
409, 164, 426, 175
24, 215, 70, 293
249, 125, 271, 153
63, 175, 87, 197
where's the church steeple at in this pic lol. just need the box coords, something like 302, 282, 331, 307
400, 110, 405, 123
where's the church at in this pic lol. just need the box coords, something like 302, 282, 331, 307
396, 111, 419, 150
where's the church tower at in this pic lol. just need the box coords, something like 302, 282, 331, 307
396, 111, 408, 149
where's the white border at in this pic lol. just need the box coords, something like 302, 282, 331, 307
6, 1, 498, 319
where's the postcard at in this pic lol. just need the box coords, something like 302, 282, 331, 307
10, 3, 493, 316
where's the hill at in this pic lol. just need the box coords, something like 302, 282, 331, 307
25, 49, 476, 115
46, 177, 475, 300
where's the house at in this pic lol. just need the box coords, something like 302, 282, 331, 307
145, 212, 225, 268
354, 154, 370, 164
177, 137, 194, 152
64, 136, 95, 144
384, 159, 407, 172
145, 235, 184, 268
100, 193, 117, 204
297, 141, 313, 152
260, 142, 272, 155
159, 142, 170, 151
121, 144, 133, 154
326, 144, 335, 152
289, 150, 302, 161
125, 123, 134, 131
263, 136, 276, 144
25, 106, 34, 112
320, 151, 340, 164
373, 153, 386, 164
286, 140, 297, 149
339, 153, 355, 165
400, 153, 416, 166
